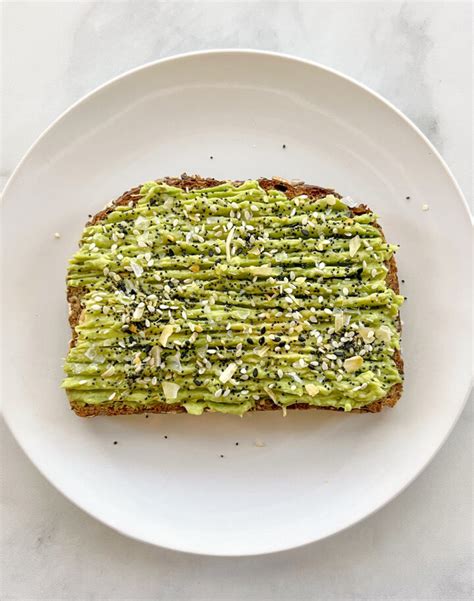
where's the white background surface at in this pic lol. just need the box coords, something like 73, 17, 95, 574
1, 1, 472, 600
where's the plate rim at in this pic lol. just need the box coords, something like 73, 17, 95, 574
2, 49, 472, 557
2, 49, 471, 217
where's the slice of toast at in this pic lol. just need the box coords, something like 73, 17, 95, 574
65, 175, 403, 416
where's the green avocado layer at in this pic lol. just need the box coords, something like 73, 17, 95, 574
63, 180, 403, 415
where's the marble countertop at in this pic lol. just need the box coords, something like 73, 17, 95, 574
2, 2, 472, 600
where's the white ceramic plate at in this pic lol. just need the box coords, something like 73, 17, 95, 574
2, 50, 471, 556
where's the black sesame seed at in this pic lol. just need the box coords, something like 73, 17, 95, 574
220, 454, 224, 458
246, 337, 254, 345
235, 442, 239, 446
113, 441, 118, 445
260, 326, 266, 334
252, 368, 258, 377
282, 144, 286, 149
210, 156, 214, 160
259, 336, 265, 345
164, 435, 168, 439
301, 229, 310, 238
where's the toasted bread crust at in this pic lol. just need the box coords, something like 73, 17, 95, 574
67, 175, 403, 416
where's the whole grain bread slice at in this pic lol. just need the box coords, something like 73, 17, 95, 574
67, 175, 403, 416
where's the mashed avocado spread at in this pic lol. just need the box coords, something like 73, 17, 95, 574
63, 180, 403, 415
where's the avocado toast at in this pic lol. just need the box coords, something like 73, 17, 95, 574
63, 175, 404, 416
